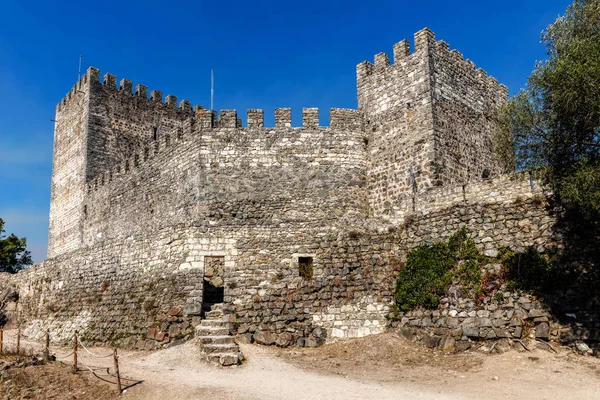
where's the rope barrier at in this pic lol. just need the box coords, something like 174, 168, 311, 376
1, 328, 137, 394
77, 355, 120, 385
76, 334, 114, 358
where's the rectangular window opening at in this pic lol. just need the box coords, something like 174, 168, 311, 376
298, 257, 314, 280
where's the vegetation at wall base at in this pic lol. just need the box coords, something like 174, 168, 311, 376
393, 228, 488, 312
393, 228, 569, 313
498, 247, 568, 295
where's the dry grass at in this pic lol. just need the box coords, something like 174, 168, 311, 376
0, 353, 119, 400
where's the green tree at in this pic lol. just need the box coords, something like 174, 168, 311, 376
0, 218, 32, 273
497, 0, 600, 221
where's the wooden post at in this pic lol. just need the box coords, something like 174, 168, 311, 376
73, 330, 78, 373
0, 327, 3, 354
44, 329, 50, 360
113, 348, 122, 394
16, 328, 20, 356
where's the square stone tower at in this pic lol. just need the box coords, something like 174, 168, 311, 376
358, 28, 508, 218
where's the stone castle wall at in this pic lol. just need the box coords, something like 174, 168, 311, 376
8, 174, 569, 349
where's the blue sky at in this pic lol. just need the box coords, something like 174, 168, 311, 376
0, 0, 571, 263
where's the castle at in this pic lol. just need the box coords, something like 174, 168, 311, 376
48, 27, 507, 258
3, 29, 565, 356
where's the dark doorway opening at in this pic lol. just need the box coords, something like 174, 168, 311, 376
202, 256, 225, 316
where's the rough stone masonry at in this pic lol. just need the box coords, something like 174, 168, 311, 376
1, 28, 594, 352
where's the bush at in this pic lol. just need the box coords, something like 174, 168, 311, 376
394, 228, 484, 312
394, 243, 454, 311
499, 246, 566, 294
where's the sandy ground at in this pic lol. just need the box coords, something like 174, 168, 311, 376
4, 329, 600, 400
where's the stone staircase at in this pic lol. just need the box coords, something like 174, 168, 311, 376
195, 303, 243, 366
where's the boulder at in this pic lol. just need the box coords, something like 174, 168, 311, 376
438, 335, 456, 353
253, 331, 276, 346
276, 332, 294, 347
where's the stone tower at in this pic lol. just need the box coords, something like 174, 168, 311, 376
48, 68, 194, 257
357, 28, 508, 218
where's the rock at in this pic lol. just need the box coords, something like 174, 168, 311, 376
477, 318, 493, 328
305, 337, 319, 348
513, 341, 528, 352
168, 307, 182, 316
276, 332, 294, 347
528, 309, 547, 319
463, 327, 480, 338
219, 354, 239, 366
513, 326, 523, 338
493, 328, 512, 338
575, 342, 593, 355
253, 331, 276, 346
438, 335, 456, 353
236, 333, 253, 344
535, 322, 550, 340
455, 341, 471, 352
423, 335, 441, 348
485, 329, 497, 339
147, 328, 156, 340
495, 338, 512, 353
312, 327, 327, 340
509, 317, 523, 327
211, 277, 224, 288
399, 327, 415, 341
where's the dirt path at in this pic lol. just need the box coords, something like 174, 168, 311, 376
5, 330, 600, 399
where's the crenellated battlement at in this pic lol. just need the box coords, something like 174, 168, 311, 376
55, 73, 88, 112
357, 28, 507, 105
57, 67, 198, 114
85, 106, 366, 193
193, 107, 362, 130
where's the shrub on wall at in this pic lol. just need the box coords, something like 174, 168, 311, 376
498, 247, 566, 294
394, 228, 569, 315
394, 228, 485, 311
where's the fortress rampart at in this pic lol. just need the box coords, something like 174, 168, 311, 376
4, 28, 596, 351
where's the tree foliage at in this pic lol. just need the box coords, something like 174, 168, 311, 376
0, 218, 32, 274
497, 0, 600, 221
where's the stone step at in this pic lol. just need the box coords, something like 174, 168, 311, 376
211, 303, 225, 311
197, 335, 235, 345
200, 319, 229, 327
196, 326, 230, 336
205, 352, 241, 367
202, 343, 240, 354
205, 310, 224, 319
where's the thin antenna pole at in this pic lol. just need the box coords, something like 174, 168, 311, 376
78, 55, 82, 81
211, 69, 214, 110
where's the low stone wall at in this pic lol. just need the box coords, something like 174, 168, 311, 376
7, 226, 204, 349
391, 288, 556, 353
